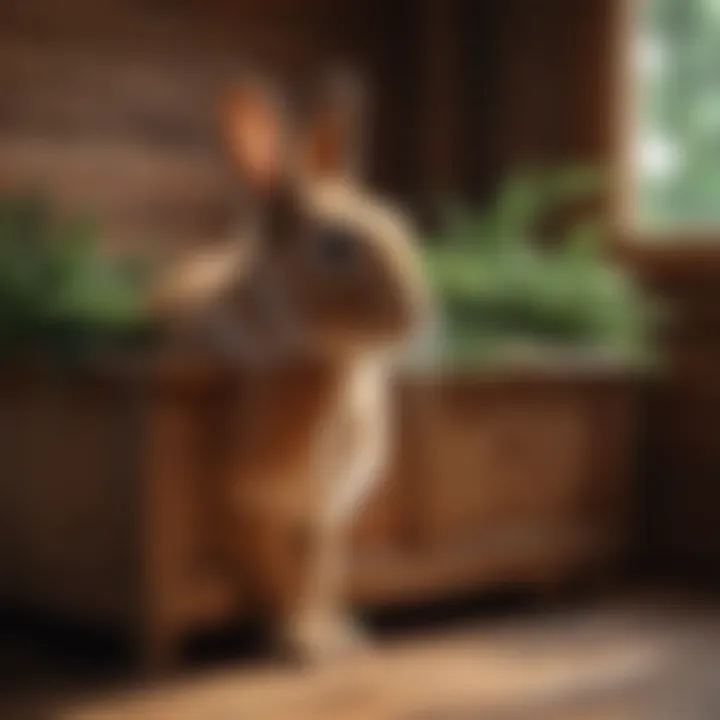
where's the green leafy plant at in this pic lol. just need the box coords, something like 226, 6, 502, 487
0, 193, 150, 363
424, 168, 659, 368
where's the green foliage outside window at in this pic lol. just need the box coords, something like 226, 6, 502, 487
636, 0, 720, 230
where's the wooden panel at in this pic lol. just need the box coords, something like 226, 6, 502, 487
0, 393, 28, 602
140, 381, 227, 666
0, 0, 358, 252
0, 0, 349, 148
0, 378, 142, 623
0, 40, 247, 148
0, 0, 623, 246
454, 0, 614, 203
416, 382, 610, 549
0, 0, 344, 59
0, 140, 237, 251
0, 366, 638, 668
641, 362, 720, 573
628, 269, 720, 575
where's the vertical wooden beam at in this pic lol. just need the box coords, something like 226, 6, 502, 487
138, 373, 198, 672
495, 0, 553, 171
609, 0, 639, 237
420, 0, 458, 223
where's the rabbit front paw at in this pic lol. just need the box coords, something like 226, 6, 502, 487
278, 614, 372, 663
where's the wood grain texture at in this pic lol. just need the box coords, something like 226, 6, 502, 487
0, 364, 638, 668
0, 0, 359, 252
0, 375, 141, 624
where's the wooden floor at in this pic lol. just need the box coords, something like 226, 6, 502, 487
2, 591, 720, 719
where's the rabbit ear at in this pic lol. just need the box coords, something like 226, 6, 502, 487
301, 71, 367, 180
220, 76, 285, 192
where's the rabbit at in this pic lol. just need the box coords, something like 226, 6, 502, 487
152, 71, 431, 662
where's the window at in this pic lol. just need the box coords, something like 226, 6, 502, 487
633, 0, 720, 234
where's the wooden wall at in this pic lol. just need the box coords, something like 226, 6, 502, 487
445, 0, 615, 203
632, 266, 720, 580
0, 0, 613, 242
0, 0, 422, 253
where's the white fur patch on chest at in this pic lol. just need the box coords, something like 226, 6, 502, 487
316, 360, 391, 523
233, 360, 392, 524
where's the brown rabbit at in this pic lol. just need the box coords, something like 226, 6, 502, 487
153, 72, 431, 662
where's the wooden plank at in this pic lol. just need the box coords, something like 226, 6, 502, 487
420, 0, 458, 212
0, 39, 244, 148
0, 0, 362, 250
0, 139, 238, 250
0, 0, 344, 59
3, 381, 141, 624
139, 384, 211, 670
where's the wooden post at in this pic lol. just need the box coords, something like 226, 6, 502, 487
420, 0, 458, 228
137, 375, 199, 673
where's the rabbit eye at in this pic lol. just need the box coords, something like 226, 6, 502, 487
315, 227, 358, 268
